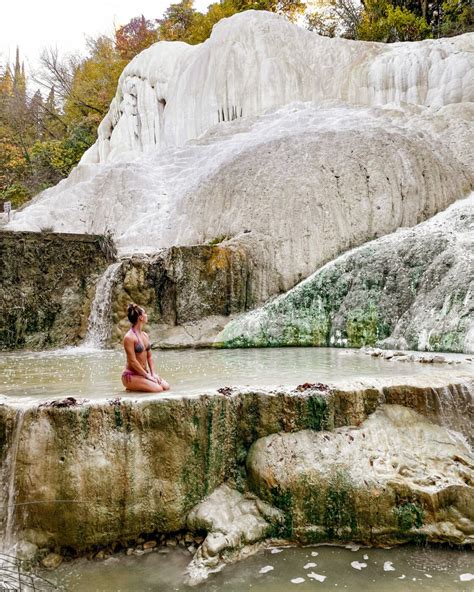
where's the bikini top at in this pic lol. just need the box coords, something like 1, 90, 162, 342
131, 327, 151, 354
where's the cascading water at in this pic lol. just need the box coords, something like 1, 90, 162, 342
430, 381, 474, 446
83, 262, 122, 349
1, 409, 25, 554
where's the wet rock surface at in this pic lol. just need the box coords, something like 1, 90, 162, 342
218, 195, 474, 354
186, 484, 283, 584
0, 376, 472, 558
0, 231, 114, 350
107, 244, 253, 347
247, 405, 474, 546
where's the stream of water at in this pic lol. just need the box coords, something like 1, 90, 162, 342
83, 262, 122, 349
1, 409, 24, 553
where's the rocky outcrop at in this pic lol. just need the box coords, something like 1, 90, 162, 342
1, 375, 472, 557
85, 12, 474, 161
218, 194, 474, 353
7, 13, 474, 306
100, 243, 254, 347
186, 484, 283, 583
247, 405, 474, 546
0, 231, 114, 350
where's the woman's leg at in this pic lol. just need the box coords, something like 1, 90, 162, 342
122, 375, 164, 393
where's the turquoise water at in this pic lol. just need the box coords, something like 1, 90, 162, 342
52, 544, 474, 591
0, 347, 470, 401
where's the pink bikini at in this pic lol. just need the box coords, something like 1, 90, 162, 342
122, 328, 152, 383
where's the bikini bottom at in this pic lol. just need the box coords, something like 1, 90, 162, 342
122, 369, 163, 384
121, 369, 136, 383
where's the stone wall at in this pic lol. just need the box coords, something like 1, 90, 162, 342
0, 231, 114, 350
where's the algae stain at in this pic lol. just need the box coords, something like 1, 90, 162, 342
323, 472, 357, 538
306, 395, 329, 431
345, 303, 390, 347
394, 501, 424, 531
269, 486, 294, 539
114, 407, 123, 430
81, 407, 91, 437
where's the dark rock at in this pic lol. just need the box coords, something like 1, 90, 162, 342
0, 230, 113, 350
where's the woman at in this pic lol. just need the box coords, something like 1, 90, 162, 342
121, 303, 170, 393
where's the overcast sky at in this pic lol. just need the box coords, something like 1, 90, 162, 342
1, 0, 210, 73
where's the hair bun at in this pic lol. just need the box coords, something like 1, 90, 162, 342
127, 303, 143, 325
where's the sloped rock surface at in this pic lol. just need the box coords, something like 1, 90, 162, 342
218, 194, 474, 353
186, 484, 282, 584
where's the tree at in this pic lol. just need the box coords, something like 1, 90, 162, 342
158, 0, 198, 41
233, 0, 306, 22
62, 36, 125, 129
115, 15, 159, 60
358, 0, 431, 41
440, 0, 473, 36
185, 0, 239, 44
306, 0, 362, 38
42, 87, 66, 140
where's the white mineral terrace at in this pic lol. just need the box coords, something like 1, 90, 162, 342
7, 12, 474, 301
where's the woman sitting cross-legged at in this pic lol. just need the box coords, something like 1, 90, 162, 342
121, 303, 170, 393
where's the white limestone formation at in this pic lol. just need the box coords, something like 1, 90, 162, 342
217, 193, 474, 352
8, 11, 474, 302
247, 405, 474, 544
83, 11, 474, 162
186, 484, 282, 584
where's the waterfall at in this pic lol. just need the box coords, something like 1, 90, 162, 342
83, 262, 122, 349
1, 409, 25, 554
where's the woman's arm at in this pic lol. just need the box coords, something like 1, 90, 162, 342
124, 335, 153, 379
147, 350, 155, 375
145, 333, 155, 375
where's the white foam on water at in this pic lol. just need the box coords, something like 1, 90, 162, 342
351, 561, 367, 570
259, 565, 274, 574
460, 574, 474, 582
308, 572, 326, 582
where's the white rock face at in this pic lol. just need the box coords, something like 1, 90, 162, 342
186, 484, 282, 584
247, 405, 474, 544
84, 11, 474, 162
8, 11, 474, 302
217, 193, 474, 351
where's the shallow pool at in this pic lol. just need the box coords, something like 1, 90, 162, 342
0, 347, 471, 401
52, 544, 474, 591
